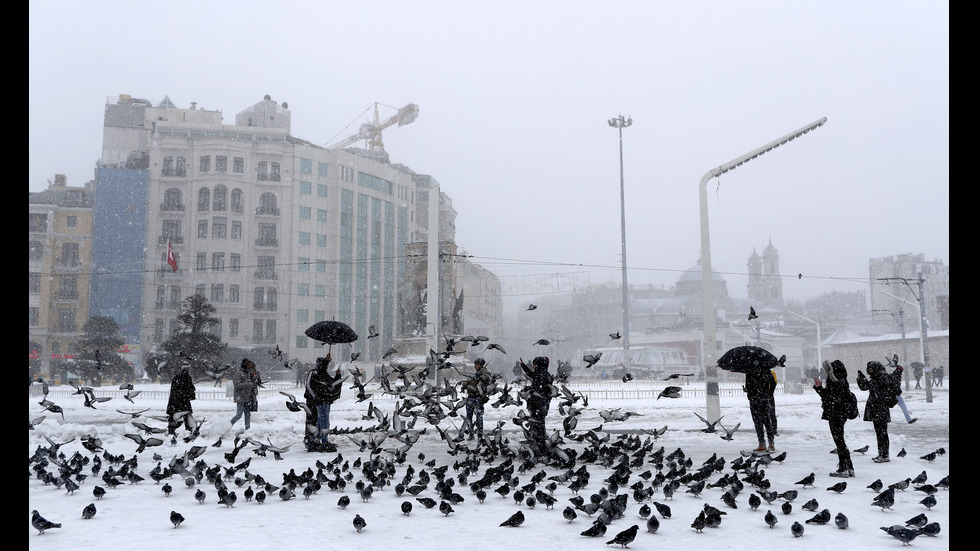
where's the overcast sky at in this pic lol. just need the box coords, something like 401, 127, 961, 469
29, 1, 948, 303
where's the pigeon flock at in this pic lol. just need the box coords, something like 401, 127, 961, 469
29, 360, 948, 549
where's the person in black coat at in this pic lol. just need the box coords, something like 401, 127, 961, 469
743, 368, 777, 452
166, 364, 196, 435
813, 360, 856, 477
304, 354, 342, 451
520, 356, 554, 455
856, 360, 901, 463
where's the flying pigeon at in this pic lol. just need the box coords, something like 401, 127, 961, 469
609, 331, 621, 340
382, 347, 398, 359
532, 339, 550, 346
486, 343, 507, 354
526, 304, 537, 311
748, 306, 758, 320
657, 386, 682, 400
583, 352, 602, 368
367, 325, 380, 338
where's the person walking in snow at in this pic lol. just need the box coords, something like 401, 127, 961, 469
856, 360, 902, 463
166, 363, 196, 435
813, 360, 858, 477
460, 358, 492, 440
229, 358, 261, 432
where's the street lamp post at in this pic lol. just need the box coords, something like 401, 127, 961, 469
699, 117, 827, 423
609, 115, 633, 371
879, 285, 933, 403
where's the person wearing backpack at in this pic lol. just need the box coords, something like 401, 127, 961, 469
856, 360, 902, 463
813, 360, 859, 477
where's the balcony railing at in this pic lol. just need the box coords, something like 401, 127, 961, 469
255, 238, 279, 247
159, 236, 184, 245
160, 203, 185, 212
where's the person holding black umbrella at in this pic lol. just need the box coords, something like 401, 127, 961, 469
743, 367, 777, 453
304, 353, 343, 452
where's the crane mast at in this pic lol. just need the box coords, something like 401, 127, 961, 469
327, 102, 419, 151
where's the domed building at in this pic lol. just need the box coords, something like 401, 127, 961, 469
673, 258, 735, 316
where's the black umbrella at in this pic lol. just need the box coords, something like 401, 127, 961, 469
717, 345, 780, 373
305, 320, 358, 345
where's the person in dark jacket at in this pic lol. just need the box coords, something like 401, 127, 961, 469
304, 354, 342, 451
460, 358, 492, 440
520, 356, 554, 455
166, 363, 196, 435
856, 360, 902, 463
813, 360, 856, 477
743, 367, 777, 452
912, 362, 924, 389
230, 358, 260, 431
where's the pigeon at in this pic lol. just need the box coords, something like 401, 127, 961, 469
663, 373, 695, 380
31, 510, 61, 535
382, 347, 398, 359
646, 515, 660, 534
890, 478, 912, 492
367, 325, 380, 338
918, 522, 941, 537
81, 503, 97, 519
439, 501, 455, 516
691, 511, 706, 533
609, 332, 621, 340
780, 489, 798, 502
914, 484, 938, 496
872, 488, 896, 511
417, 497, 437, 509
827, 481, 847, 494
694, 412, 724, 433
905, 513, 929, 528
795, 472, 816, 488
638, 503, 651, 519
163, 483, 173, 497
718, 421, 741, 441
919, 495, 937, 510
868, 479, 884, 492
791, 521, 805, 537
500, 510, 525, 527
781, 502, 792, 515
93, 486, 106, 500
195, 489, 206, 504
801, 498, 819, 512
911, 471, 928, 485
581, 519, 608, 537
486, 343, 507, 354
255, 490, 266, 504
170, 510, 185, 528
400, 501, 413, 515
606, 524, 638, 548
526, 304, 537, 311
532, 339, 550, 346
653, 502, 671, 519
897, 448, 908, 458
583, 353, 602, 369
748, 306, 758, 320
835, 512, 849, 529
352, 514, 366, 533
338, 495, 351, 509
853, 445, 870, 455
880, 525, 919, 545
748, 493, 761, 511
805, 509, 831, 525
657, 386, 682, 400
764, 509, 778, 529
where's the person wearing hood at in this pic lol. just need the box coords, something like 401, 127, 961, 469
230, 358, 261, 432
460, 358, 492, 440
856, 360, 902, 463
813, 360, 858, 477
520, 356, 554, 455
304, 354, 342, 451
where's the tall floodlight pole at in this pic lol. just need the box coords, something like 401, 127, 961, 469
879, 284, 932, 403
609, 115, 633, 371
699, 117, 827, 422
425, 185, 441, 385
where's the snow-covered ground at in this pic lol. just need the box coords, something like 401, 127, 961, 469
29, 376, 949, 550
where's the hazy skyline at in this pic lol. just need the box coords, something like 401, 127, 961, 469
29, 1, 949, 303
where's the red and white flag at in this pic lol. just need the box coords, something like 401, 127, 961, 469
167, 241, 179, 272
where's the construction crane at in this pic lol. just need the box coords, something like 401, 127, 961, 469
327, 102, 419, 151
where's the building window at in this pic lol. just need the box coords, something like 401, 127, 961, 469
58, 309, 75, 333
231, 188, 244, 213
254, 287, 265, 310
198, 220, 208, 238
315, 284, 326, 297
233, 157, 244, 174
299, 206, 311, 220
341, 166, 354, 182
216, 155, 228, 173
299, 257, 310, 271
253, 319, 263, 343
257, 223, 277, 246
29, 272, 41, 294
301, 158, 313, 174
196, 253, 207, 271
265, 320, 277, 342
213, 185, 227, 211
58, 275, 78, 300
317, 234, 327, 247
258, 193, 278, 215
61, 242, 80, 266
300, 181, 311, 194
162, 156, 174, 177
67, 215, 77, 228
317, 209, 327, 223
318, 162, 328, 177
29, 241, 43, 260
229, 318, 239, 338
210, 318, 222, 338
267, 288, 277, 311
29, 213, 49, 233
297, 283, 309, 296
230, 254, 241, 272
212, 217, 227, 239
162, 220, 182, 243
200, 155, 211, 173
163, 188, 183, 210
315, 260, 326, 272
296, 309, 309, 323
299, 232, 310, 245
29, 307, 39, 327
257, 161, 268, 181
195, 284, 205, 297
296, 335, 308, 348
211, 284, 224, 303
315, 310, 325, 322
176, 156, 187, 177
212, 253, 225, 271
155, 286, 166, 309
270, 162, 281, 182
198, 188, 210, 211
169, 286, 181, 309
318, 184, 328, 198
257, 256, 275, 278
229, 284, 240, 303
231, 221, 242, 240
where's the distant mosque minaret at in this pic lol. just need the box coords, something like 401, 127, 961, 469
747, 239, 783, 307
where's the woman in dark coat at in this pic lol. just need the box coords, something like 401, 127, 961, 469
230, 358, 260, 431
856, 360, 901, 463
166, 364, 196, 435
813, 360, 856, 477
304, 354, 342, 451
521, 356, 554, 455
